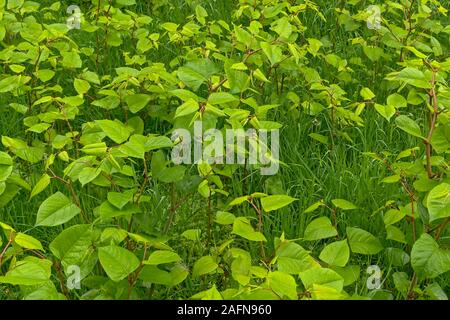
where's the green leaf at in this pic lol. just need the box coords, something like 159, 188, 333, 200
304, 217, 337, 241
427, 183, 450, 222
107, 190, 134, 210
260, 42, 283, 66
383, 209, 405, 226
98, 245, 140, 282
35, 192, 81, 227
208, 92, 239, 105
175, 99, 198, 118
0, 151, 13, 182
260, 195, 297, 212
395, 67, 431, 89
276, 241, 320, 274
309, 133, 328, 144
74, 78, 90, 95
15, 233, 44, 251
124, 94, 152, 113
0, 259, 51, 286
177, 67, 206, 91
61, 51, 82, 69
78, 167, 100, 187
190, 285, 223, 300
303, 200, 324, 213
92, 96, 120, 110
267, 271, 297, 300
360, 87, 375, 100
299, 268, 344, 292
387, 93, 407, 108
145, 250, 181, 265
99, 201, 141, 219
215, 211, 236, 225
319, 240, 350, 267
49, 224, 93, 268
374, 104, 395, 121
192, 256, 218, 277
386, 225, 406, 244
431, 124, 450, 154
232, 217, 266, 242
411, 234, 450, 279
346, 227, 383, 255
96, 119, 132, 144
332, 199, 357, 210
395, 115, 424, 139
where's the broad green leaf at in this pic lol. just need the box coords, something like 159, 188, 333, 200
49, 224, 93, 269
332, 199, 357, 210
303, 200, 324, 213
299, 268, 344, 292
0, 259, 51, 286
175, 99, 198, 118
61, 51, 82, 69
98, 245, 140, 282
411, 234, 450, 279
346, 227, 383, 255
261, 195, 297, 212
190, 285, 223, 300
276, 240, 320, 274
92, 96, 120, 110
99, 201, 141, 219
383, 209, 405, 226
360, 87, 375, 100
74, 78, 90, 95
145, 250, 181, 265
124, 94, 151, 113
192, 256, 218, 277
395, 115, 424, 139
232, 217, 266, 242
374, 104, 395, 121
386, 225, 406, 244
208, 92, 239, 105
266, 271, 297, 300
387, 93, 407, 108
35, 192, 81, 227
107, 190, 134, 210
304, 217, 337, 241
260, 42, 283, 66
96, 119, 132, 144
319, 240, 350, 267
426, 183, 450, 222
14, 233, 43, 251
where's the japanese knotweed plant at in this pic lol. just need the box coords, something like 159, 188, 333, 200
0, 0, 448, 300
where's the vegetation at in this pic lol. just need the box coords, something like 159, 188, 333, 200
0, 0, 449, 300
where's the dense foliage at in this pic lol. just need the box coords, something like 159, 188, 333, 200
0, 0, 449, 300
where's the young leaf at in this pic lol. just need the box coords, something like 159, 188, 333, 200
30, 174, 51, 199
332, 199, 357, 210
261, 195, 297, 212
